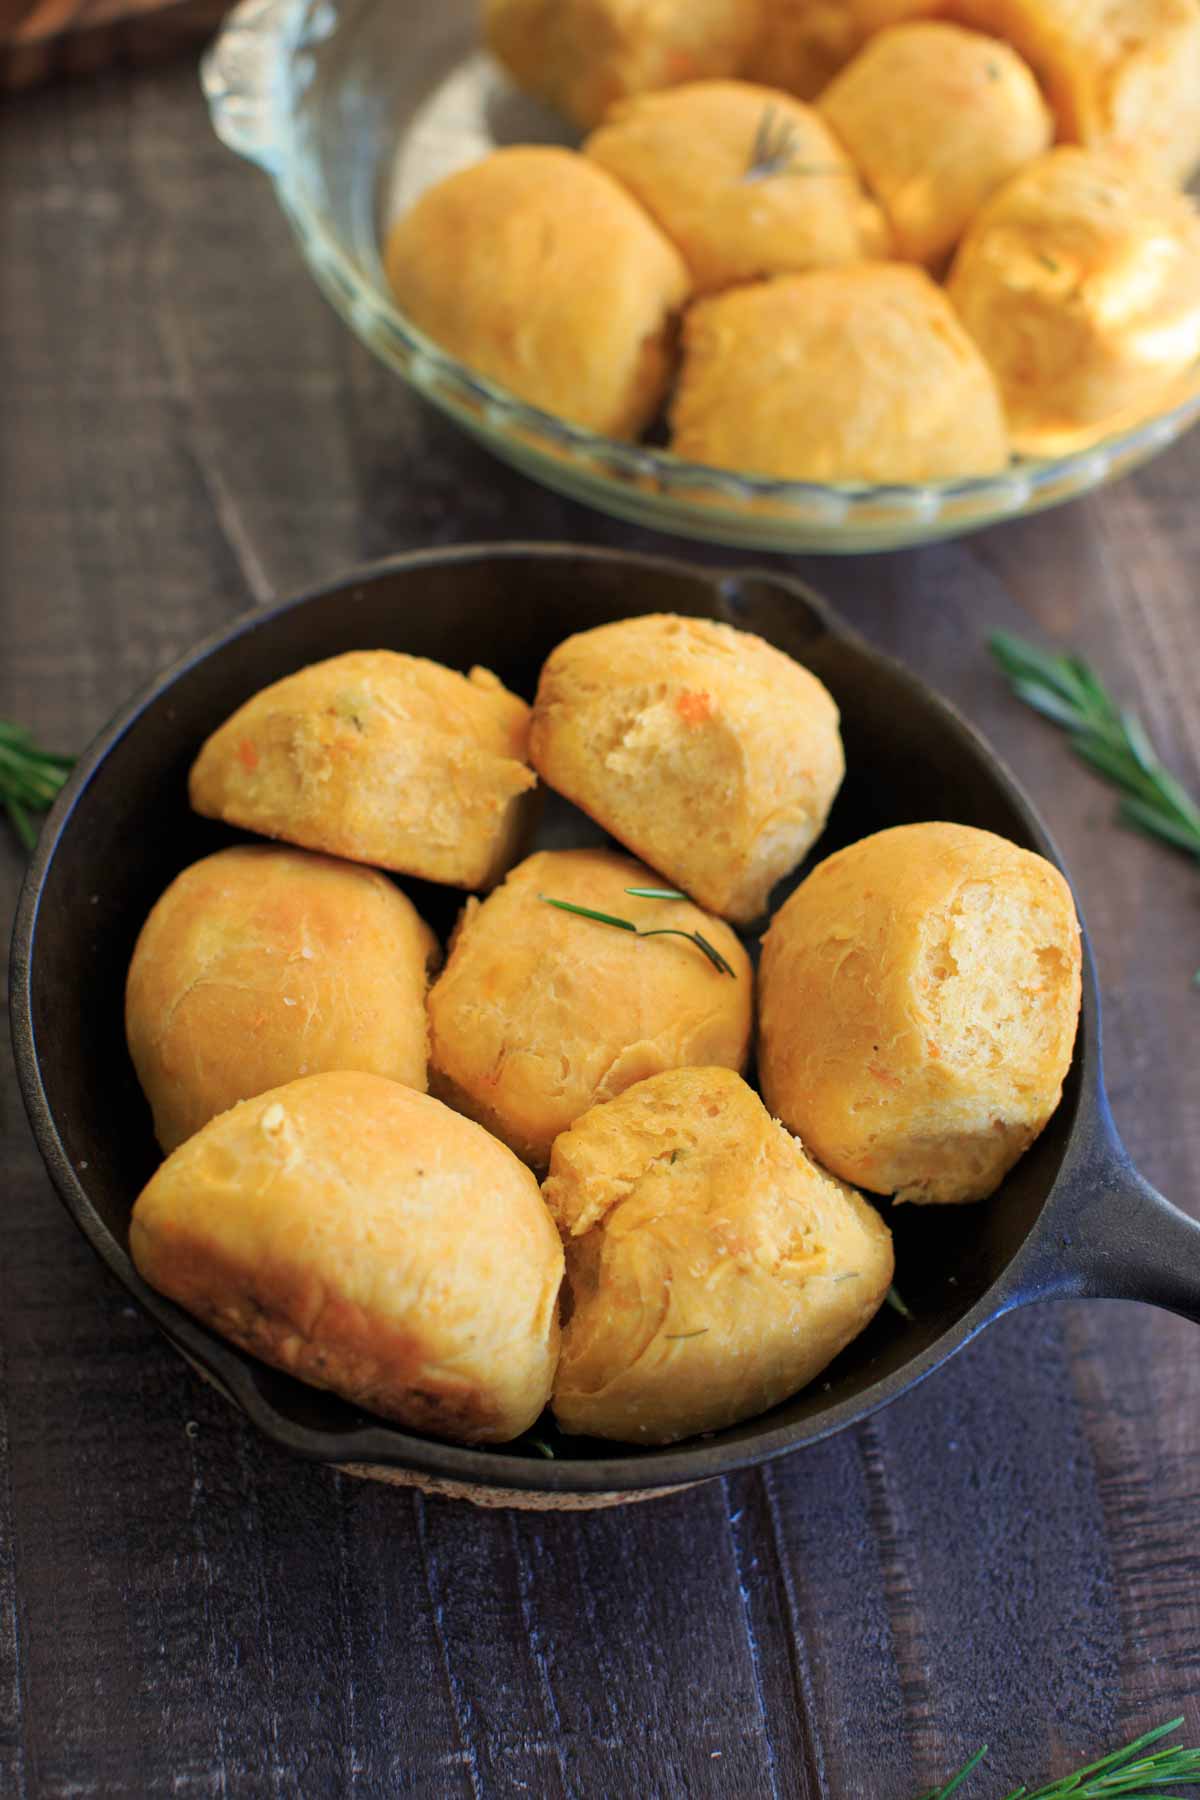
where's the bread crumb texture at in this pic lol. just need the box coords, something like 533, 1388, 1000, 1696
544, 1066, 894, 1443
948, 147, 1200, 455
188, 650, 538, 890
530, 613, 844, 922
758, 821, 1082, 1204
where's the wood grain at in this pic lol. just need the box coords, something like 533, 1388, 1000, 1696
2, 58, 1199, 1800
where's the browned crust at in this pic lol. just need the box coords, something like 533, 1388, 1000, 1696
132, 1220, 510, 1444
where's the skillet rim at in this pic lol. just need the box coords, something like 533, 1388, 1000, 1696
9, 541, 1103, 1495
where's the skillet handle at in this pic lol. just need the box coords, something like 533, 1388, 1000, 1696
1035, 1114, 1200, 1324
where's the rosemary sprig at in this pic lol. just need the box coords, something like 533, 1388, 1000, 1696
538, 893, 736, 977
0, 719, 74, 853
990, 632, 1200, 864
885, 1285, 915, 1321
743, 105, 848, 182
918, 1716, 1200, 1799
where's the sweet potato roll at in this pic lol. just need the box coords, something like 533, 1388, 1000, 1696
131, 1072, 564, 1443
545, 1066, 894, 1444
758, 822, 1082, 1205
126, 845, 437, 1152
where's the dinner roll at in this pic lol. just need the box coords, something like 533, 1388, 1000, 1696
427, 848, 751, 1167
949, 0, 1200, 187
743, 0, 945, 99
947, 149, 1200, 455
671, 266, 1009, 483
819, 24, 1052, 266
383, 149, 690, 439
529, 613, 844, 923
130, 1072, 563, 1443
584, 81, 889, 295
758, 823, 1082, 1206
545, 1067, 894, 1444
126, 846, 437, 1153
189, 650, 537, 890
483, 0, 764, 130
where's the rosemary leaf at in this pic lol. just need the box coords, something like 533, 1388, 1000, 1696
525, 1435, 556, 1460
745, 105, 796, 181
743, 105, 847, 182
693, 931, 737, 978
989, 633, 1200, 868
885, 1285, 915, 1321
539, 895, 638, 932
640, 926, 736, 977
1119, 796, 1200, 856
539, 895, 735, 976
624, 886, 688, 900
1010, 680, 1091, 733
0, 719, 73, 853
931, 1745, 990, 1800
919, 1716, 1200, 1800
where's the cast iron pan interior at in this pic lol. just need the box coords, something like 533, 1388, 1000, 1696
9, 544, 1145, 1496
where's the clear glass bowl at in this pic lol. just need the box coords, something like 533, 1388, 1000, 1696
201, 0, 1200, 553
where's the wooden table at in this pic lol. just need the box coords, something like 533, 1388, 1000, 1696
2, 54, 1198, 1800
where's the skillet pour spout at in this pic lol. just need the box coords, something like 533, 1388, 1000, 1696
11, 542, 1200, 1508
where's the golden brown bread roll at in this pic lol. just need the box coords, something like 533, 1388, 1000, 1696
529, 613, 844, 923
544, 1066, 894, 1444
758, 822, 1082, 1205
189, 650, 537, 890
483, 0, 764, 129
427, 848, 752, 1168
669, 265, 1009, 484
742, 0, 946, 98
584, 80, 889, 295
948, 0, 1200, 187
383, 148, 690, 439
819, 24, 1052, 266
130, 1072, 563, 1443
125, 846, 437, 1153
947, 148, 1200, 456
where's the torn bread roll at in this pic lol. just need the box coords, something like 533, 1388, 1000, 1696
529, 612, 844, 923
189, 650, 538, 890
758, 822, 1082, 1205
545, 1066, 894, 1444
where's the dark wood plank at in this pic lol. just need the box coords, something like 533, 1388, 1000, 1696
0, 0, 228, 93
2, 51, 1199, 1800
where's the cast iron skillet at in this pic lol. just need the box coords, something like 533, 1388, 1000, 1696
11, 544, 1200, 1508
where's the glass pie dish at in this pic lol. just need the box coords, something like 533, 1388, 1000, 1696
201, 0, 1200, 554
